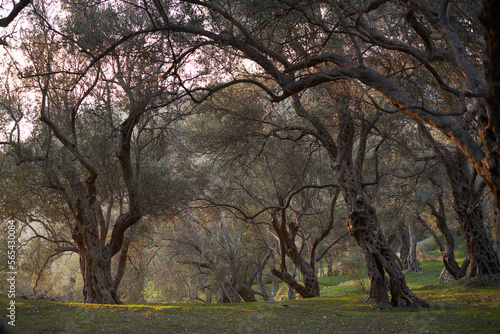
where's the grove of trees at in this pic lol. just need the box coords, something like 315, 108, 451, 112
1, 0, 499, 309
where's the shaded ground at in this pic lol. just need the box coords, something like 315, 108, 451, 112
1, 260, 500, 333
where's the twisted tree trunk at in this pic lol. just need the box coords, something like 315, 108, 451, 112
419, 123, 500, 278
236, 285, 258, 302
219, 279, 243, 303
79, 252, 118, 304
334, 106, 427, 307
293, 94, 428, 307
69, 186, 123, 304
39, 86, 144, 303
270, 208, 320, 298
71, 193, 141, 303
416, 205, 469, 280
341, 171, 427, 307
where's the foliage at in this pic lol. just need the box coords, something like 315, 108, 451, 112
335, 248, 369, 293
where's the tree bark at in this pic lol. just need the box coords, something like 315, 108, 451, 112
416, 208, 467, 280
271, 268, 309, 298
256, 269, 272, 301
255, 251, 272, 301
447, 151, 500, 277
493, 207, 500, 257
288, 252, 320, 298
293, 94, 428, 307
113, 232, 131, 292
219, 279, 243, 303
326, 258, 333, 276
40, 97, 143, 304
338, 111, 427, 307
144, 0, 500, 266
456, 200, 499, 277
236, 285, 258, 302
432, 201, 462, 279
386, 221, 404, 246
73, 215, 120, 304
406, 220, 423, 273
449, 155, 500, 277
479, 2, 500, 198
287, 268, 296, 300
418, 122, 500, 278
270, 209, 320, 298
271, 278, 280, 297
398, 225, 410, 271
270, 187, 340, 298
346, 198, 427, 307
79, 253, 119, 304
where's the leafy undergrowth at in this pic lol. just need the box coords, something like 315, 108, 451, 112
2, 261, 499, 333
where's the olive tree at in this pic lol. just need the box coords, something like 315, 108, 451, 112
2, 3, 190, 303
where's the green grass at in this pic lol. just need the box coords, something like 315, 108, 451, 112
317, 258, 446, 296
405, 259, 445, 289
2, 282, 500, 333
422, 236, 468, 262
2, 260, 500, 333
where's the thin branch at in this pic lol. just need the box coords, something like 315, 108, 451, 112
0, 0, 31, 28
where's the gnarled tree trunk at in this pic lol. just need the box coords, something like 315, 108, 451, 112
79, 252, 118, 304
475, 0, 500, 270
254, 250, 273, 301
345, 196, 427, 307
270, 209, 320, 298
40, 94, 144, 304
293, 94, 428, 307
256, 266, 272, 301
430, 196, 465, 279
419, 122, 500, 278
71, 203, 121, 304
334, 106, 427, 307
71, 196, 141, 304
236, 285, 258, 302
416, 203, 469, 280
455, 199, 500, 277
271, 278, 280, 297
219, 279, 242, 303
449, 154, 500, 277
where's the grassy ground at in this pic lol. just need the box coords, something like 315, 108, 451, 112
2, 260, 500, 333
